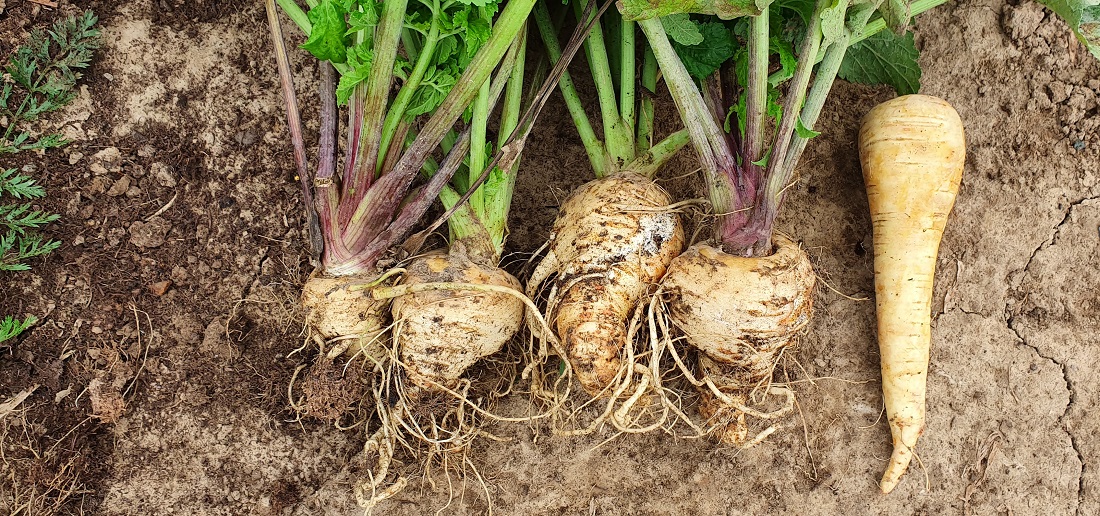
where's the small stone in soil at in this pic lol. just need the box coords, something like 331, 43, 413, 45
149, 280, 173, 296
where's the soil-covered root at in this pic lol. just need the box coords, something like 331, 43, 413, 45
661, 235, 815, 446
300, 274, 391, 358
527, 172, 684, 397
390, 242, 524, 392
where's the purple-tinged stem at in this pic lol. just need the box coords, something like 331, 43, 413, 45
265, 0, 321, 264
315, 63, 349, 267
342, 84, 365, 186
326, 128, 471, 276
338, 0, 408, 229
340, 0, 538, 255
638, 17, 758, 252
742, 11, 768, 184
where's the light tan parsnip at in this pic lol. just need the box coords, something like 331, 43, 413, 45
391, 243, 524, 391
662, 235, 815, 445
528, 172, 684, 395
301, 274, 389, 352
859, 94, 965, 494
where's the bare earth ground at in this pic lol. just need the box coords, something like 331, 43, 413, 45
1, 0, 1099, 514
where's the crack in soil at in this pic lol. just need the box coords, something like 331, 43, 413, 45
1006, 316, 1084, 515
1020, 195, 1100, 274
1004, 195, 1098, 515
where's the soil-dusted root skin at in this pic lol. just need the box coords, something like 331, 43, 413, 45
859, 95, 965, 494
662, 235, 815, 445
532, 172, 684, 396
391, 243, 524, 391
301, 274, 389, 353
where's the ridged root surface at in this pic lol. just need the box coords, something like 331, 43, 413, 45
392, 244, 524, 391
662, 235, 815, 445
301, 274, 390, 357
532, 172, 684, 396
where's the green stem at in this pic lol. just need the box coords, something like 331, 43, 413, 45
275, 0, 310, 35
761, 0, 824, 210
622, 128, 690, 178
484, 27, 528, 256
378, 6, 441, 175
468, 80, 491, 222
851, 0, 949, 44
782, 30, 851, 178
574, 0, 632, 168
340, 0, 408, 225
533, 2, 608, 177
620, 19, 637, 150
636, 46, 658, 154
743, 12, 769, 169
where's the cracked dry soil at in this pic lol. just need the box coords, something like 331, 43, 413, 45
2, 0, 1099, 514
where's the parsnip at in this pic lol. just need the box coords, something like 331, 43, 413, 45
528, 172, 685, 395
662, 235, 815, 445
301, 275, 389, 350
392, 243, 524, 391
859, 94, 965, 494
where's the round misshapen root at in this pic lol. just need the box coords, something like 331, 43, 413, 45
661, 235, 815, 446
389, 243, 524, 392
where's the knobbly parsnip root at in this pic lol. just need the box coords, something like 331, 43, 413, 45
527, 172, 684, 396
859, 94, 965, 494
661, 235, 815, 446
390, 242, 524, 392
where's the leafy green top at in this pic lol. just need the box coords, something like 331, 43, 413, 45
1, 11, 101, 154
0, 168, 59, 273
300, 0, 501, 107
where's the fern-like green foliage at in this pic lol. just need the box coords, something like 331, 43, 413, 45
1, 10, 101, 153
0, 11, 98, 343
0, 168, 59, 272
0, 315, 37, 345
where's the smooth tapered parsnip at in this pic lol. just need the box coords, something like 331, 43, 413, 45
859, 94, 965, 494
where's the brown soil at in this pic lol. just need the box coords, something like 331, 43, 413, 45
2, 0, 1098, 514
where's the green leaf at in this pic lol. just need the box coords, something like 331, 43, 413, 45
795, 116, 821, 138
335, 41, 373, 104
767, 36, 797, 86
0, 169, 46, 199
662, 13, 705, 45
619, 0, 769, 20
347, 1, 382, 33
301, 0, 349, 64
0, 315, 37, 344
750, 147, 771, 165
463, 16, 492, 57
671, 21, 736, 79
1035, 0, 1100, 59
405, 66, 458, 119
774, 0, 817, 25
838, 29, 921, 95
